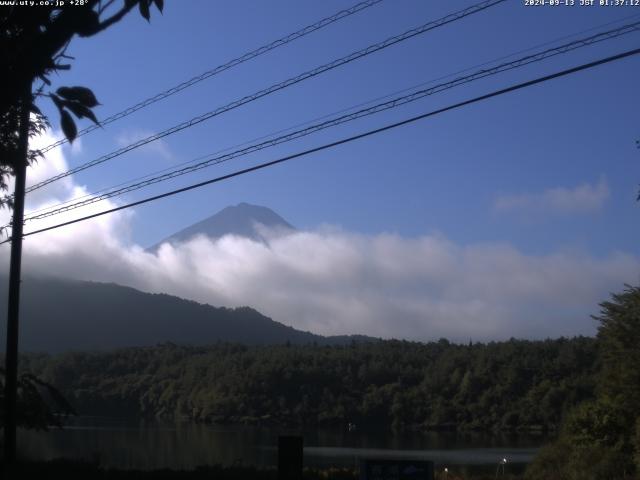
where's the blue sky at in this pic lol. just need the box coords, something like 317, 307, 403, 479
31, 0, 639, 253
7, 0, 640, 341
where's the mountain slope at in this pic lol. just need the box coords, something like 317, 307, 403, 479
148, 203, 294, 251
0, 276, 371, 353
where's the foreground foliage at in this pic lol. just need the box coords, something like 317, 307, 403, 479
0, 367, 75, 430
21, 337, 597, 433
1, 0, 163, 207
525, 285, 640, 480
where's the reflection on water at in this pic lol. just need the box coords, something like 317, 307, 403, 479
18, 417, 550, 471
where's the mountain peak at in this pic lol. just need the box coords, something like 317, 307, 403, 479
149, 203, 294, 251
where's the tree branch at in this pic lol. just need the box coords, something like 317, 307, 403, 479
92, 1, 138, 35
98, 0, 118, 16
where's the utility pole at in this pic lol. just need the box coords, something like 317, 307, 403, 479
4, 84, 31, 466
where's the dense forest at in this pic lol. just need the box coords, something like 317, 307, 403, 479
20, 337, 597, 433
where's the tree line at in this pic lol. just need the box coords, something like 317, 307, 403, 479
20, 336, 598, 433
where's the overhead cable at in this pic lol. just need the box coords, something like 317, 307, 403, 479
25, 11, 640, 219
38, 0, 386, 154
4, 46, 637, 243
22, 20, 640, 223
26, 0, 506, 194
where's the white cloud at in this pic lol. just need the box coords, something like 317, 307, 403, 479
68, 135, 83, 156
1, 133, 637, 343
493, 178, 609, 217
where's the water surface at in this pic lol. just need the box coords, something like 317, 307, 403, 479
18, 417, 549, 472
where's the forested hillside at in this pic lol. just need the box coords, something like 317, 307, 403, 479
0, 276, 372, 351
21, 337, 597, 432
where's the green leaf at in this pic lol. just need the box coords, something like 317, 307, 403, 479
60, 110, 77, 143
50, 93, 64, 113
139, 0, 150, 21
63, 100, 99, 125
56, 86, 99, 108
153, 0, 164, 13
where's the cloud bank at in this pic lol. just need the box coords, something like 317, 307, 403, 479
493, 178, 609, 217
1, 132, 637, 342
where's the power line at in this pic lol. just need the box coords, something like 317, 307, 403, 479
37, 0, 385, 155
23, 11, 640, 220
25, 0, 506, 195
20, 20, 640, 223
4, 46, 637, 244
29, 0, 504, 192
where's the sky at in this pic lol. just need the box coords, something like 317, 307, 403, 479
2, 0, 640, 343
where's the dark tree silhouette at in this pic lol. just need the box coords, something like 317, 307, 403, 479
0, 0, 163, 466
0, 0, 163, 207
0, 368, 75, 430
526, 285, 640, 479
594, 285, 640, 437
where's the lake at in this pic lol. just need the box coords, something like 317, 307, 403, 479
18, 418, 550, 474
